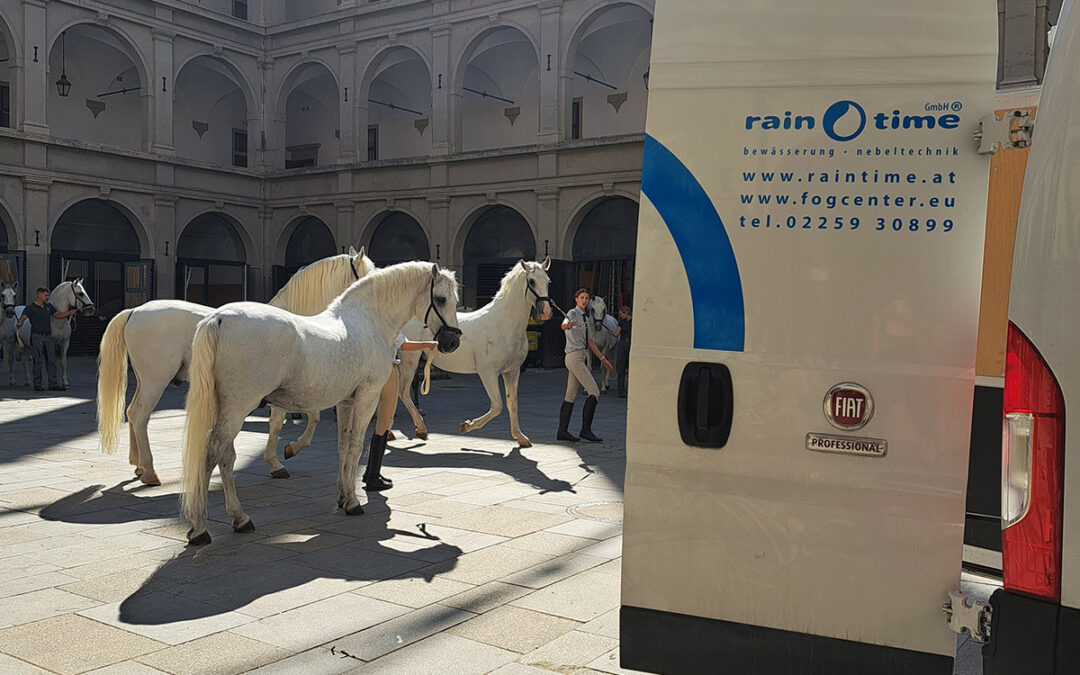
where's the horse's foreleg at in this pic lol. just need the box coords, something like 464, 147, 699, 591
336, 397, 373, 516
287, 410, 320, 458
264, 406, 290, 478
59, 338, 70, 388
461, 370, 503, 434
219, 441, 253, 533
502, 368, 530, 448
335, 400, 354, 509
2, 346, 13, 386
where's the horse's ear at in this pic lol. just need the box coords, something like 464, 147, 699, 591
356, 246, 364, 258
542, 255, 551, 270
431, 263, 439, 279
518, 259, 528, 272
348, 245, 357, 256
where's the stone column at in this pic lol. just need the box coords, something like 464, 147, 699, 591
153, 196, 177, 298
336, 200, 356, 251
22, 177, 51, 291
426, 195, 451, 269
338, 44, 357, 163
538, 1, 563, 142
535, 188, 561, 260
259, 57, 281, 168
151, 29, 176, 155
20, 0, 48, 135
430, 24, 452, 155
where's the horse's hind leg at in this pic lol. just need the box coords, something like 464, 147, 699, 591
502, 368, 530, 448
461, 369, 503, 434
264, 406, 290, 478
218, 441, 253, 533
284, 410, 320, 461
127, 375, 167, 486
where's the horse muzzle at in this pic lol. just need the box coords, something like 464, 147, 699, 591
532, 300, 552, 322
3, 308, 13, 319
435, 326, 462, 353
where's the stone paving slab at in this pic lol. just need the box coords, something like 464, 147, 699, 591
0, 357, 631, 673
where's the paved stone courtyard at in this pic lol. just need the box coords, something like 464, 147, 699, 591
0, 357, 634, 675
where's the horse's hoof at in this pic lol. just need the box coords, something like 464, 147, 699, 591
517, 438, 533, 448
187, 529, 212, 546
283, 444, 298, 459
271, 468, 290, 479
415, 429, 428, 441
386, 430, 396, 442
233, 517, 255, 533
139, 473, 161, 487
344, 502, 365, 516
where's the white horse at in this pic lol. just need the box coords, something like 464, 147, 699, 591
1, 282, 31, 387
180, 261, 461, 545
50, 279, 97, 388
97, 248, 374, 486
392, 258, 553, 448
586, 295, 619, 393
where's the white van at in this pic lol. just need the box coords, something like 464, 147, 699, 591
619, 0, 1076, 672
982, 1, 1080, 672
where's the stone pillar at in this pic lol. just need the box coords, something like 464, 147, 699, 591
153, 196, 177, 298
338, 44, 357, 163
151, 29, 176, 155
426, 195, 451, 270
538, 1, 563, 142
259, 57, 280, 168
430, 24, 452, 155
336, 201, 356, 251
535, 188, 561, 261
20, 0, 48, 135
22, 177, 51, 291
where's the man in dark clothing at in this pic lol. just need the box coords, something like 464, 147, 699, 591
616, 305, 632, 398
16, 287, 75, 391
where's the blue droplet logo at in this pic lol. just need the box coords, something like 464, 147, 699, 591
823, 100, 866, 142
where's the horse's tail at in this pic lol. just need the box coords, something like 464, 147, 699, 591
97, 309, 134, 455
180, 317, 220, 520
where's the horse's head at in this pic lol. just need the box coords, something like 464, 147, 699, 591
423, 264, 462, 353
587, 295, 607, 328
519, 257, 552, 321
349, 245, 376, 280
0, 282, 16, 318
67, 278, 96, 316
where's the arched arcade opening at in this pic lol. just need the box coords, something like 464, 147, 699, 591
272, 216, 337, 293
177, 212, 248, 306
571, 196, 638, 311
367, 211, 430, 267
461, 205, 535, 309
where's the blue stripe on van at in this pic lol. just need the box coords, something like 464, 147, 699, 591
641, 134, 745, 352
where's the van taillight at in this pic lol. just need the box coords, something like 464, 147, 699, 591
1002, 321, 1065, 602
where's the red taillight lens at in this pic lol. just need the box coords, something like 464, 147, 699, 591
1002, 321, 1065, 602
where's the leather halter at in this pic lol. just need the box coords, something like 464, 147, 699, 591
423, 277, 462, 340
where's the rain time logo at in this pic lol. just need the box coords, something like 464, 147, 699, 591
745, 100, 961, 142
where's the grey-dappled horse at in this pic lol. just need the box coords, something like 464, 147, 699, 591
180, 261, 461, 545
98, 248, 373, 486
395, 258, 553, 447
586, 295, 619, 393
1, 282, 31, 387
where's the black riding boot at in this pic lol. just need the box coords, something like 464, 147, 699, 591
579, 396, 602, 442
363, 431, 393, 491
557, 400, 579, 442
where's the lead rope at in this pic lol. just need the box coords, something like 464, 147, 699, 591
420, 352, 434, 396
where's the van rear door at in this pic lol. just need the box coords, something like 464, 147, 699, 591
621, 1, 998, 672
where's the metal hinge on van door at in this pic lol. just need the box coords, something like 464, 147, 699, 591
973, 110, 1034, 155
943, 590, 992, 642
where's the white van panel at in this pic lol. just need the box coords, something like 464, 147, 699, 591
1008, 0, 1080, 610
624, 0, 997, 662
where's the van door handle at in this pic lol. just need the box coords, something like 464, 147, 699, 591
678, 362, 733, 448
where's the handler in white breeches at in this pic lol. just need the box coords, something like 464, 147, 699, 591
559, 288, 613, 443
363, 333, 437, 491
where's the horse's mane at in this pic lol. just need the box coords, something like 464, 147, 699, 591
332, 261, 458, 317
269, 253, 373, 316
490, 262, 531, 303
